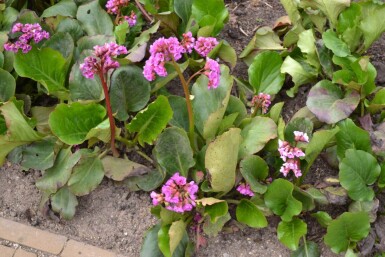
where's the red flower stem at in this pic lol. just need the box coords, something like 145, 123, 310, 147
134, 0, 153, 23
98, 71, 119, 157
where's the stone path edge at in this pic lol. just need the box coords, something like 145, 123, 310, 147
0, 217, 126, 257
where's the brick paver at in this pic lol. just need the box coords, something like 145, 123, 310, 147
61, 240, 117, 257
0, 244, 16, 257
0, 218, 67, 254
14, 248, 38, 257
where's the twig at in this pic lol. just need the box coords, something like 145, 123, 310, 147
239, 27, 249, 37
261, 1, 273, 8
134, 0, 153, 23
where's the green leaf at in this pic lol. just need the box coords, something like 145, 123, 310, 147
49, 102, 106, 145
14, 47, 69, 99
68, 154, 104, 196
41, 0, 77, 18
293, 187, 315, 212
0, 68, 15, 101
236, 199, 267, 228
349, 200, 379, 223
51, 187, 78, 220
225, 95, 247, 126
240, 155, 268, 194
239, 116, 277, 158
192, 0, 228, 36
204, 201, 228, 223
158, 225, 171, 257
336, 118, 371, 159
337, 3, 362, 52
31, 106, 56, 135
359, 2, 385, 51
76, 0, 113, 36
324, 212, 370, 253
322, 29, 351, 57
140, 224, 163, 257
57, 18, 84, 43
203, 212, 231, 237
298, 29, 319, 69
85, 119, 120, 144
102, 156, 150, 181
110, 66, 151, 121
291, 241, 320, 257
379, 164, 385, 188
168, 220, 186, 257
248, 51, 285, 94
306, 80, 360, 124
21, 138, 56, 170
43, 32, 74, 62
168, 96, 189, 132
154, 127, 195, 177
205, 128, 241, 192
174, 0, 192, 28
281, 56, 316, 97
114, 21, 128, 45
192, 65, 233, 140
216, 41, 237, 69
277, 218, 307, 251
299, 0, 350, 28
311, 211, 332, 228
36, 148, 81, 194
0, 101, 42, 165
339, 149, 381, 201
265, 179, 302, 222
75, 35, 115, 59
284, 117, 313, 144
127, 96, 173, 146
69, 51, 103, 102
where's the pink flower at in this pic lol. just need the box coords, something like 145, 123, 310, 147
278, 140, 305, 161
251, 93, 271, 114
280, 159, 302, 178
4, 23, 49, 53
181, 32, 195, 54
194, 37, 218, 57
106, 0, 129, 15
294, 131, 309, 143
150, 172, 198, 213
80, 42, 128, 79
124, 11, 137, 27
204, 58, 221, 89
236, 183, 254, 197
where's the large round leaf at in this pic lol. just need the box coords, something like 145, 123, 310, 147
324, 212, 370, 253
236, 199, 267, 228
240, 155, 268, 194
265, 179, 302, 222
277, 218, 307, 250
205, 128, 241, 192
0, 68, 15, 102
51, 187, 78, 220
49, 102, 106, 145
154, 127, 195, 177
110, 66, 150, 121
41, 0, 77, 18
306, 80, 360, 124
339, 149, 381, 201
239, 116, 277, 158
248, 51, 285, 94
76, 0, 113, 36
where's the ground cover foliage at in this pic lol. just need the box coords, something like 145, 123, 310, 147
0, 0, 385, 256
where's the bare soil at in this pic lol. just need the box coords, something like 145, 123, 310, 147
1, 0, 385, 257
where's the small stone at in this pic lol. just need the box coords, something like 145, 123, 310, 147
227, 28, 240, 39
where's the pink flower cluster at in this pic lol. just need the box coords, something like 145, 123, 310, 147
251, 93, 271, 114
143, 33, 220, 88
150, 172, 198, 213
80, 42, 128, 79
236, 183, 254, 197
4, 23, 50, 53
278, 131, 309, 177
105, 0, 136, 27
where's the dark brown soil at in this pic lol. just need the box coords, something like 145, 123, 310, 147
1, 0, 385, 257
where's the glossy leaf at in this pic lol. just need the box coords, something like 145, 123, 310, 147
248, 51, 285, 95
324, 212, 370, 253
0, 69, 15, 102
21, 138, 56, 170
36, 148, 81, 194
127, 96, 173, 146
322, 29, 350, 57
291, 241, 320, 257
284, 117, 313, 144
239, 116, 277, 158
311, 211, 332, 228
51, 187, 78, 220
277, 218, 307, 250
68, 153, 104, 196
41, 0, 77, 18
153, 127, 195, 177
205, 128, 241, 192
236, 199, 267, 228
203, 212, 231, 237
204, 201, 228, 223
140, 224, 163, 257
191, 0, 228, 36
265, 179, 302, 222
240, 155, 268, 194
192, 65, 233, 140
306, 80, 360, 124
360, 2, 385, 51
76, 0, 113, 36
49, 102, 106, 145
110, 66, 150, 121
339, 149, 380, 201
168, 96, 188, 132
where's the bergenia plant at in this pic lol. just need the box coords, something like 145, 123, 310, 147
80, 42, 128, 156
4, 23, 49, 53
